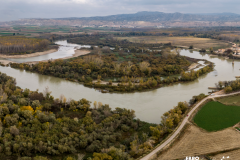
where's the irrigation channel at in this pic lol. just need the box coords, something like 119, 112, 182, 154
0, 40, 239, 124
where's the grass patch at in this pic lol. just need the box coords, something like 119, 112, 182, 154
218, 95, 240, 106
235, 127, 240, 131
194, 101, 240, 131
0, 32, 14, 35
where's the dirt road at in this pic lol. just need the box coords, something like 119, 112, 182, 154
140, 91, 240, 160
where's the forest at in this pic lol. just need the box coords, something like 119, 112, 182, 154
0, 71, 192, 160
0, 36, 51, 55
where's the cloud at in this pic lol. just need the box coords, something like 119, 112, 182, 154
0, 0, 240, 22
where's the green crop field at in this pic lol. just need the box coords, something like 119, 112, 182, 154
194, 101, 240, 131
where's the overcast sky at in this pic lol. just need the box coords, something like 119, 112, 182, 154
0, 0, 240, 22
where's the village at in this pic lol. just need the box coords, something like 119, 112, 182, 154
217, 42, 240, 55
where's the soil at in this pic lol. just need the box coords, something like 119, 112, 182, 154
211, 149, 240, 160
188, 63, 199, 70
158, 124, 240, 160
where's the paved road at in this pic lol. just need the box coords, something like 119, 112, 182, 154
141, 91, 240, 160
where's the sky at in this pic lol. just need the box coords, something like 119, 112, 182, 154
0, 0, 240, 22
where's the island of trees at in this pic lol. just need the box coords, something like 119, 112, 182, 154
10, 36, 213, 93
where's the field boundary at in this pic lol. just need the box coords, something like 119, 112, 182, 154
140, 90, 240, 160
138, 97, 209, 160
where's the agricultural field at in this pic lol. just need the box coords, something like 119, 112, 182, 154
194, 101, 240, 131
210, 149, 240, 160
218, 94, 240, 106
117, 36, 231, 50
157, 125, 240, 160
0, 26, 83, 38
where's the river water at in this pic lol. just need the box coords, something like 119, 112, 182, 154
0, 41, 239, 124
6, 41, 91, 63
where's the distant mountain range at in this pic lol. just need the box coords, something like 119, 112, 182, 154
57, 11, 240, 22
2, 11, 240, 27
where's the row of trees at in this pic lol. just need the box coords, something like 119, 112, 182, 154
0, 36, 50, 55
150, 102, 188, 143
215, 79, 240, 93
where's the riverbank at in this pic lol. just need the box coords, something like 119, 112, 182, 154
0, 48, 58, 59
140, 90, 240, 160
0, 71, 155, 160
188, 63, 199, 70
0, 49, 91, 65
59, 49, 90, 60
0, 48, 236, 124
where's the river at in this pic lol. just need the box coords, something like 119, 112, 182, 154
0, 41, 239, 124
6, 40, 91, 63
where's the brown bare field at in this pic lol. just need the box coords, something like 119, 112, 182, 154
157, 124, 240, 160
117, 36, 230, 49
211, 149, 240, 160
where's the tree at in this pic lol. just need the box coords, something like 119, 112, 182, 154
10, 125, 19, 136
224, 86, 232, 93
43, 86, 52, 99
165, 117, 174, 128
92, 153, 113, 160
209, 47, 213, 53
139, 61, 150, 76
93, 101, 97, 109
33, 156, 49, 160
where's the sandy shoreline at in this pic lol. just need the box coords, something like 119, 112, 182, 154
0, 49, 58, 59
188, 63, 199, 70
59, 49, 90, 60
0, 60, 14, 65
0, 49, 91, 65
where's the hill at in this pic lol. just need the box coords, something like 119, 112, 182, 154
2, 11, 240, 27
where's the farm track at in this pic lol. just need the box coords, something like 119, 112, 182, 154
140, 90, 240, 160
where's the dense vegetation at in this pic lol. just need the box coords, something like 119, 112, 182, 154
0, 71, 152, 159
0, 36, 50, 55
0, 71, 192, 159
67, 34, 167, 49
10, 46, 213, 93
215, 79, 240, 93
194, 101, 240, 131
